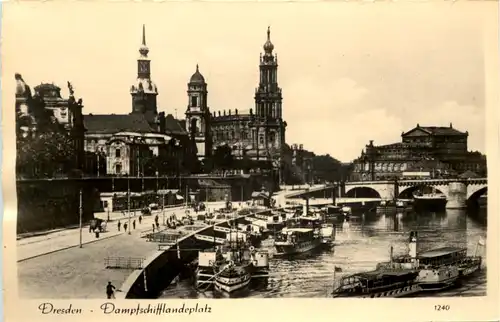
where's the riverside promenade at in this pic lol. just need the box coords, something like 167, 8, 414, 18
17, 201, 226, 299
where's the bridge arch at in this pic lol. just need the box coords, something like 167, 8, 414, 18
345, 187, 381, 199
398, 185, 444, 199
467, 187, 487, 205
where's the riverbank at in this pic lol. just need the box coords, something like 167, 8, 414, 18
17, 202, 226, 299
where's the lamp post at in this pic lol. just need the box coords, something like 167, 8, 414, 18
79, 187, 83, 248
127, 174, 131, 235
161, 189, 166, 226
156, 170, 159, 192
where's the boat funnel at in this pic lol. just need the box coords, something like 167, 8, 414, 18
408, 231, 418, 259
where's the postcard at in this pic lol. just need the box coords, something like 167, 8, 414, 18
2, 1, 499, 322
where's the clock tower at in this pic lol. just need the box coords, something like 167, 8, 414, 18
130, 24, 158, 115
185, 64, 211, 160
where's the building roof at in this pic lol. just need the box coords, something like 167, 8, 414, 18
84, 113, 188, 137
189, 65, 206, 84
353, 269, 419, 280
402, 124, 467, 137
418, 246, 466, 259
376, 142, 406, 149
84, 114, 154, 134
164, 114, 187, 136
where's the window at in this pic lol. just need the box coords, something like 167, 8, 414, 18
191, 96, 198, 107
270, 132, 276, 143
190, 119, 199, 135
115, 164, 122, 174
259, 136, 264, 144
115, 148, 121, 158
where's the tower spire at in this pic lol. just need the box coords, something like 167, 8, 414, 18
263, 26, 274, 54
139, 24, 149, 57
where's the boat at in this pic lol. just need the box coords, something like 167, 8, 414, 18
196, 227, 270, 294
332, 269, 421, 298
380, 232, 484, 292
320, 223, 336, 246
325, 205, 342, 216
332, 239, 421, 298
376, 197, 412, 214
214, 260, 253, 294
274, 216, 323, 255
413, 188, 447, 211
341, 206, 352, 214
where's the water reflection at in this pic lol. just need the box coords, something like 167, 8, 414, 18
160, 208, 487, 299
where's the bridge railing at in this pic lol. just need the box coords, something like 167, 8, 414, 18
105, 257, 145, 269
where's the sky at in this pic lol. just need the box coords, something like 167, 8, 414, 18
1, 1, 493, 162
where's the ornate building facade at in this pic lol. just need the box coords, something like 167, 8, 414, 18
185, 27, 287, 168
83, 25, 188, 176
351, 124, 487, 181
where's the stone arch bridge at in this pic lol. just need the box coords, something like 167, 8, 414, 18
344, 178, 487, 209
286, 178, 487, 209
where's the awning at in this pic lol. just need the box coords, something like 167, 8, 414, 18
251, 191, 270, 199
158, 189, 179, 195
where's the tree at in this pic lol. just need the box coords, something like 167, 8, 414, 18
213, 144, 234, 172
201, 157, 214, 173
312, 154, 344, 182
16, 90, 77, 178
17, 129, 75, 178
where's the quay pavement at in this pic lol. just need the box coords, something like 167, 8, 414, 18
17, 201, 226, 299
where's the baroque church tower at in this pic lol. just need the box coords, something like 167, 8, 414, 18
254, 27, 286, 163
185, 64, 211, 160
130, 25, 158, 116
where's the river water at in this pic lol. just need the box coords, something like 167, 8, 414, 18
160, 208, 487, 298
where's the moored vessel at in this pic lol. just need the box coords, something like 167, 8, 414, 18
332, 269, 421, 298
196, 226, 270, 294
274, 216, 323, 256
319, 223, 336, 246
380, 232, 485, 292
376, 199, 412, 214
413, 189, 447, 211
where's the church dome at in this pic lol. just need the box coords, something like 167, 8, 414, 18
130, 78, 158, 94
189, 64, 205, 84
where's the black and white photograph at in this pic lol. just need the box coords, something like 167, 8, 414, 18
1, 1, 498, 318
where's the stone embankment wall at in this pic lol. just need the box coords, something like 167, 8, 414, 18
16, 179, 98, 233
119, 208, 273, 299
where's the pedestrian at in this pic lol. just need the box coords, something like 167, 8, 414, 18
133, 220, 136, 230
117, 221, 121, 231
156, 222, 160, 230
139, 215, 142, 224
95, 227, 100, 238
155, 215, 159, 223
106, 281, 116, 299
124, 223, 128, 232
89, 225, 92, 233
152, 224, 155, 233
